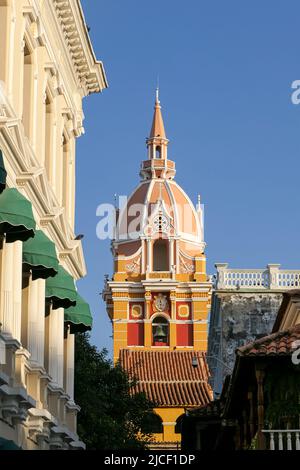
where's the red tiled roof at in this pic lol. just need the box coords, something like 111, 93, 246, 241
237, 324, 300, 357
119, 350, 213, 407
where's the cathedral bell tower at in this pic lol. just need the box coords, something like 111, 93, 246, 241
102, 91, 213, 448
103, 89, 212, 361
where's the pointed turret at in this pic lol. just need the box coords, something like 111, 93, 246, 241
146, 89, 169, 161
140, 90, 176, 181
149, 89, 167, 140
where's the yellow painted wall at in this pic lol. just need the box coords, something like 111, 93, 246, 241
108, 250, 211, 446
153, 407, 184, 445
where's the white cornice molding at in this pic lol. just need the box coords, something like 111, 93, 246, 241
52, 0, 108, 95
23, 4, 39, 23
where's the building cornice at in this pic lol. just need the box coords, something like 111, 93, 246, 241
52, 0, 108, 95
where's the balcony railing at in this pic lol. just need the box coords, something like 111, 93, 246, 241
262, 430, 300, 450
214, 263, 300, 290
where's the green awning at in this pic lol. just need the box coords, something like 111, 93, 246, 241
46, 265, 77, 309
0, 437, 21, 450
23, 230, 59, 280
0, 149, 7, 193
0, 188, 35, 242
64, 294, 93, 333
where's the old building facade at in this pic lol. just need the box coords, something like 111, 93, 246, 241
208, 263, 300, 395
103, 91, 212, 448
0, 0, 107, 450
183, 292, 300, 451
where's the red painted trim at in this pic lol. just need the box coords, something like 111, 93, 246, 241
127, 323, 144, 346
176, 323, 193, 346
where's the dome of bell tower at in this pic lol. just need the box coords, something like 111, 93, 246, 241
114, 91, 205, 270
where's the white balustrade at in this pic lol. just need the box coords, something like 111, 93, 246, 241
262, 430, 300, 450
214, 263, 300, 290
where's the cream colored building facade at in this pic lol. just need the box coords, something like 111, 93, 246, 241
0, 0, 107, 449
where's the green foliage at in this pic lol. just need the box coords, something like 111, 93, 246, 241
264, 366, 300, 428
249, 433, 258, 450
74, 333, 154, 449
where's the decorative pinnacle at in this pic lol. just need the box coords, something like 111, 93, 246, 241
149, 87, 166, 139
156, 86, 160, 104
197, 194, 201, 211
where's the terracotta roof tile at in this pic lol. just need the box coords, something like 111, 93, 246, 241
119, 349, 213, 407
237, 324, 300, 357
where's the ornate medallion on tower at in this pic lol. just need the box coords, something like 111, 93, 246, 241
103, 90, 212, 449
153, 293, 169, 314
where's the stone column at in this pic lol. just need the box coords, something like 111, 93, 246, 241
66, 135, 76, 228
12, 6, 25, 116
175, 239, 180, 274
0, 1, 15, 98
169, 238, 174, 272
46, 306, 64, 388
144, 291, 152, 347
267, 264, 280, 289
64, 328, 74, 400
52, 94, 65, 196
34, 45, 48, 165
13, 241, 23, 342
56, 308, 64, 390
141, 238, 145, 274
146, 238, 151, 273
0, 239, 14, 335
170, 291, 176, 347
45, 95, 56, 188
36, 278, 46, 366
27, 277, 45, 366
215, 263, 229, 289
0, 240, 22, 341
27, 276, 38, 361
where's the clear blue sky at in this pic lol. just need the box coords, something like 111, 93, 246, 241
76, 0, 300, 353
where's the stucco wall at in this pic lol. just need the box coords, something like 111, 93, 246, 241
208, 292, 283, 395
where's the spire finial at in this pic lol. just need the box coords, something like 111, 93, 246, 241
156, 75, 160, 103
197, 194, 201, 211
149, 86, 166, 139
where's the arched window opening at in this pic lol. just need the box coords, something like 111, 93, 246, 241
153, 239, 168, 271
175, 414, 185, 434
155, 146, 161, 158
141, 413, 163, 434
152, 316, 169, 346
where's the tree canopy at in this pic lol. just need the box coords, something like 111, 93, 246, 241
74, 333, 154, 449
